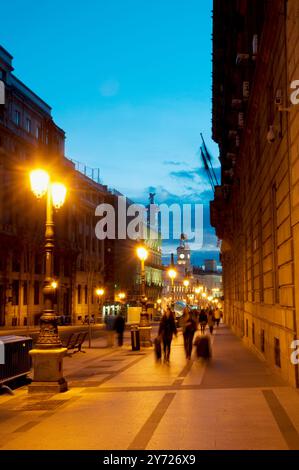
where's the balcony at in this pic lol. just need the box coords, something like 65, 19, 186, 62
210, 185, 233, 242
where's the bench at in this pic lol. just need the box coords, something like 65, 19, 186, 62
64, 332, 87, 356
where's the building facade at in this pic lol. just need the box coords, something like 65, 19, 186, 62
211, 0, 299, 387
103, 191, 163, 314
0, 46, 109, 326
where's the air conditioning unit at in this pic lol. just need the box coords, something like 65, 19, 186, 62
238, 112, 245, 128
232, 99, 242, 109
224, 168, 234, 178
243, 81, 250, 99
236, 53, 250, 65
228, 130, 237, 139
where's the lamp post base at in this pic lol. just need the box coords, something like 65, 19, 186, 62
28, 348, 68, 394
139, 325, 152, 347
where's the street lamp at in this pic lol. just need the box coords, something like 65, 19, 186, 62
136, 245, 151, 346
96, 288, 105, 298
96, 287, 105, 320
118, 292, 126, 301
29, 168, 67, 393
168, 268, 177, 304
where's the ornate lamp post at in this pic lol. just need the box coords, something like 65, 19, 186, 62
28, 169, 68, 393
168, 268, 177, 305
96, 287, 105, 319
136, 246, 151, 346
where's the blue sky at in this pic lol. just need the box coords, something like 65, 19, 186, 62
1, 0, 220, 264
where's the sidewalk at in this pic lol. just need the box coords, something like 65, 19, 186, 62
1, 325, 299, 450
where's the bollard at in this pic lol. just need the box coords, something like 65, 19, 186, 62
131, 326, 140, 351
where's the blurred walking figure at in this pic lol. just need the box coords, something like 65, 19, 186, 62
105, 314, 115, 347
194, 335, 212, 361
183, 312, 197, 360
113, 313, 125, 347
207, 310, 215, 335
199, 309, 208, 335
158, 307, 177, 363
181, 305, 190, 331
214, 308, 221, 327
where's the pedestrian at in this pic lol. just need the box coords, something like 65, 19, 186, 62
105, 314, 115, 347
113, 313, 125, 347
207, 310, 215, 335
183, 312, 197, 360
214, 308, 221, 327
199, 309, 208, 334
158, 307, 177, 363
181, 305, 190, 331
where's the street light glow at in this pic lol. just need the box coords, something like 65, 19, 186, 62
30, 169, 49, 199
168, 269, 177, 280
183, 279, 190, 288
136, 246, 148, 261
96, 288, 105, 297
51, 281, 58, 289
52, 182, 67, 209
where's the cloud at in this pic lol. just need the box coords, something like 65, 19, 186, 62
163, 160, 184, 166
170, 170, 195, 181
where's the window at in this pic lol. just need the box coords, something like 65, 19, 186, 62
26, 117, 31, 133
274, 338, 281, 368
272, 185, 279, 304
259, 209, 264, 302
12, 280, 19, 306
12, 252, 20, 272
246, 319, 249, 337
0, 69, 7, 81
85, 285, 88, 304
261, 329, 265, 353
23, 251, 29, 273
14, 110, 21, 126
35, 255, 42, 275
53, 256, 60, 276
34, 281, 40, 305
78, 285, 82, 304
65, 259, 71, 277
23, 283, 28, 306
36, 126, 41, 140
252, 323, 255, 345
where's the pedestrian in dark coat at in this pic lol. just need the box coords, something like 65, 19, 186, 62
199, 310, 208, 334
113, 314, 125, 347
183, 312, 197, 360
158, 308, 177, 363
207, 311, 215, 335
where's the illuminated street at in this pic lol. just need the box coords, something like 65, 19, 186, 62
1, 325, 299, 450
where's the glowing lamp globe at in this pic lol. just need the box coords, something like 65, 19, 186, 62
30, 169, 49, 199
52, 183, 67, 209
